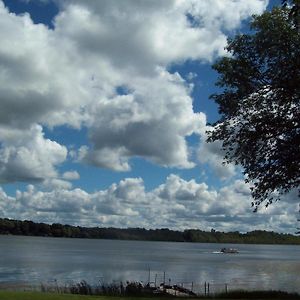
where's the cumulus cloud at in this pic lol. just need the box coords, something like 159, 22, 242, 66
197, 126, 237, 180
80, 71, 206, 170
0, 1, 89, 129
43, 178, 73, 190
0, 0, 268, 178
0, 125, 67, 183
1, 175, 297, 233
4, 0, 296, 235
54, 0, 267, 69
62, 170, 80, 181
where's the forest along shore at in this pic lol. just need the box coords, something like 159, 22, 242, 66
1, 218, 300, 244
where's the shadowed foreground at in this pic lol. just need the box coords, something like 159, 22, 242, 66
1, 291, 300, 300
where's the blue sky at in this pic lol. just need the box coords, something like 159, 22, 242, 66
0, 0, 297, 233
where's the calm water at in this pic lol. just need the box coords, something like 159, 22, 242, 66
0, 235, 300, 293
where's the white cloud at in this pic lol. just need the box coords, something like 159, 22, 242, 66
2, 0, 296, 235
81, 71, 206, 170
0, 2, 89, 129
54, 0, 267, 69
0, 125, 67, 183
62, 170, 80, 181
198, 126, 237, 180
79, 146, 131, 172
4, 0, 293, 235
0, 0, 268, 177
43, 178, 73, 190
110, 177, 146, 204
1, 174, 297, 233
185, 0, 268, 31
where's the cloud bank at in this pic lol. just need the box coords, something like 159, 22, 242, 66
0, 174, 297, 233
0, 0, 268, 181
3, 0, 294, 233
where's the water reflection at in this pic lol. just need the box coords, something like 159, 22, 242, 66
0, 235, 299, 293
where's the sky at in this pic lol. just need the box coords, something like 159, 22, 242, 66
0, 0, 298, 233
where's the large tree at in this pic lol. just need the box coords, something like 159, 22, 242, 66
207, 2, 300, 210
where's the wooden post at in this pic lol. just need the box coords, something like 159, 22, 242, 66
54, 279, 57, 293
208, 282, 210, 296
204, 282, 207, 296
225, 283, 228, 294
154, 274, 157, 287
163, 272, 165, 285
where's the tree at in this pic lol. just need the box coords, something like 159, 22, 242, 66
207, 3, 300, 210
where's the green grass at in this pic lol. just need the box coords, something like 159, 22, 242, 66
1, 290, 300, 300
215, 290, 300, 299
0, 291, 96, 300
0, 292, 172, 300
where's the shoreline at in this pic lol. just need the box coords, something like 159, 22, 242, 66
1, 218, 300, 245
1, 279, 300, 298
1, 233, 300, 246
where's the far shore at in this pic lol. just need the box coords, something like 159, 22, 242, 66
1, 218, 300, 245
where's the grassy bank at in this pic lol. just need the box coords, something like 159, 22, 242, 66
0, 291, 98, 300
1, 290, 300, 300
0, 292, 151, 300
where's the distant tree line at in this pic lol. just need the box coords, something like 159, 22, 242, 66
0, 218, 299, 244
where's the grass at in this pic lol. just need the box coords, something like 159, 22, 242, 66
215, 290, 300, 299
0, 291, 96, 300
0, 292, 173, 300
1, 290, 300, 300
0, 292, 163, 300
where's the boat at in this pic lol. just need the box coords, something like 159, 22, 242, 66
220, 247, 238, 254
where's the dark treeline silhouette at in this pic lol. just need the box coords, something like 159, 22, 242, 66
0, 218, 299, 244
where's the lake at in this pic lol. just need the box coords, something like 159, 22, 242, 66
0, 235, 299, 293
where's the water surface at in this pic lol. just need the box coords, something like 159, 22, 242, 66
0, 235, 299, 293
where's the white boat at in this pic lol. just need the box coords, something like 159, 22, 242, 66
220, 247, 238, 254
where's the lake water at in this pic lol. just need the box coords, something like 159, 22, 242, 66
0, 235, 300, 293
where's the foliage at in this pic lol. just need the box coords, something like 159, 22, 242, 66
207, 3, 300, 209
282, 0, 300, 28
40, 280, 163, 297
1, 218, 300, 244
